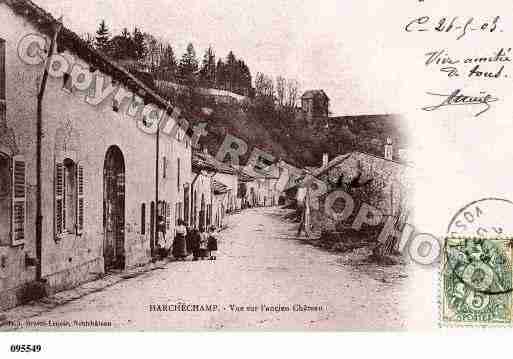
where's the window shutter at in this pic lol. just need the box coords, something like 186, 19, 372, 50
150, 201, 155, 244
76, 164, 84, 235
141, 203, 146, 235
177, 158, 180, 190
165, 202, 171, 231
11, 155, 26, 246
55, 161, 64, 238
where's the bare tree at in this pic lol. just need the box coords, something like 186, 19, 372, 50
286, 79, 300, 108
81, 32, 95, 48
276, 76, 286, 107
255, 72, 275, 99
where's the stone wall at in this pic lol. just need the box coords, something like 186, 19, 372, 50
0, 4, 40, 310
311, 152, 412, 233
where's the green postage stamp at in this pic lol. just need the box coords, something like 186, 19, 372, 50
442, 237, 513, 326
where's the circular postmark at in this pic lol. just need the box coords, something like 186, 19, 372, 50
443, 198, 513, 324
447, 197, 513, 238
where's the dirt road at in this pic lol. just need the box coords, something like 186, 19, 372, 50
8, 207, 410, 330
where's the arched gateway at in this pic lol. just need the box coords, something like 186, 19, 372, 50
103, 145, 125, 271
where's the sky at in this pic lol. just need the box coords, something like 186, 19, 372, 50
35, 0, 403, 116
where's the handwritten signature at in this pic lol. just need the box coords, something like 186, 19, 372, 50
422, 89, 499, 116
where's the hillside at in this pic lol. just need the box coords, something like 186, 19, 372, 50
154, 81, 408, 168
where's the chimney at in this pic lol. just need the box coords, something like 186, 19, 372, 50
384, 138, 393, 160
322, 153, 329, 168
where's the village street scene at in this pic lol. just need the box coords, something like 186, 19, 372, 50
2, 208, 410, 330
0, 0, 416, 330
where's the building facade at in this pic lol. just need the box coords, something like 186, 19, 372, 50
0, 0, 190, 310
300, 90, 330, 122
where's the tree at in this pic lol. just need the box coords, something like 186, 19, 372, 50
237, 60, 251, 95
158, 44, 177, 80
216, 59, 226, 88
255, 72, 274, 99
178, 43, 199, 84
144, 33, 161, 72
286, 79, 300, 108
225, 51, 237, 92
199, 46, 216, 86
95, 20, 111, 55
110, 28, 133, 60
276, 76, 286, 107
132, 27, 146, 61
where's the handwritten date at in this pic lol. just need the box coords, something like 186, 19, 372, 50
406, 16, 501, 40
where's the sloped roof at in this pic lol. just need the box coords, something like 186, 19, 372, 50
192, 150, 237, 175
313, 151, 410, 180
236, 167, 255, 183
301, 90, 329, 101
212, 180, 230, 194
242, 164, 280, 180
5, 0, 188, 130
305, 166, 320, 173
312, 153, 352, 178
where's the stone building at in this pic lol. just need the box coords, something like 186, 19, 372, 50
276, 160, 303, 194
213, 171, 238, 213
158, 125, 192, 250
301, 90, 330, 122
235, 168, 255, 210
307, 149, 413, 235
191, 149, 236, 231
0, 0, 191, 310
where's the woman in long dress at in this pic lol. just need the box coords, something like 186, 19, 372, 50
172, 220, 188, 260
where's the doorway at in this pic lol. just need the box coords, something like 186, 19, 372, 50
103, 145, 125, 271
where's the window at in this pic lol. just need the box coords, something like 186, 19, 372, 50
11, 156, 26, 245
206, 204, 212, 227
162, 156, 167, 178
55, 158, 84, 238
177, 158, 181, 190
0, 154, 26, 246
150, 201, 155, 241
64, 159, 76, 232
174, 202, 183, 225
159, 201, 171, 231
166, 202, 171, 231
183, 185, 189, 225
0, 154, 11, 246
0, 38, 5, 101
141, 203, 146, 235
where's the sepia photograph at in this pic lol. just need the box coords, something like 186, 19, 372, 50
1, 1, 513, 350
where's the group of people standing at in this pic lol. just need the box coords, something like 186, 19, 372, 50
157, 217, 218, 261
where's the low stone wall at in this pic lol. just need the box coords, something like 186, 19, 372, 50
44, 257, 103, 295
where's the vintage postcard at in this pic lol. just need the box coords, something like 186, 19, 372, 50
1, 0, 513, 336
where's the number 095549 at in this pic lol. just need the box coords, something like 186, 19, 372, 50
10, 345, 42, 353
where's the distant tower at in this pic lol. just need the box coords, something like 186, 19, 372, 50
301, 90, 330, 123
384, 137, 393, 160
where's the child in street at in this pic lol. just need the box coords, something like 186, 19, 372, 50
207, 226, 218, 260
156, 215, 168, 259
199, 228, 209, 260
